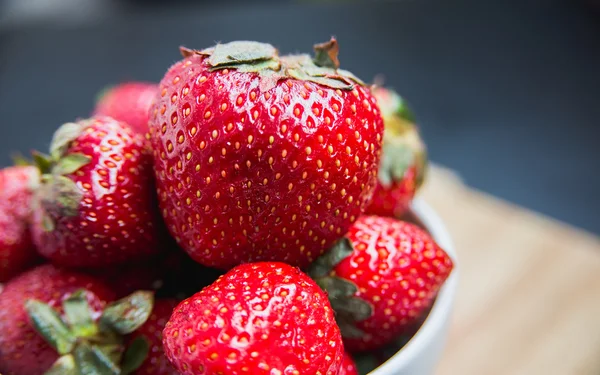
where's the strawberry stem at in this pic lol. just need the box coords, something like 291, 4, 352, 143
313, 37, 340, 69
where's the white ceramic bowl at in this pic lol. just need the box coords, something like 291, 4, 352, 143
369, 199, 459, 375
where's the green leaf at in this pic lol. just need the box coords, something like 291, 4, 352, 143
50, 122, 85, 160
32, 151, 54, 175
53, 153, 91, 176
12, 152, 32, 166
63, 290, 98, 338
337, 69, 365, 85
287, 68, 353, 90
45, 354, 77, 375
308, 237, 354, 278
378, 141, 414, 188
41, 211, 56, 232
316, 277, 358, 299
395, 95, 417, 123
48, 175, 84, 217
313, 38, 340, 69
74, 344, 120, 375
207, 41, 277, 67
121, 336, 150, 375
94, 344, 124, 368
25, 299, 76, 355
336, 317, 367, 339
100, 291, 154, 335
330, 297, 373, 322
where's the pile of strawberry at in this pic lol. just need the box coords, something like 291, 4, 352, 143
0, 39, 453, 375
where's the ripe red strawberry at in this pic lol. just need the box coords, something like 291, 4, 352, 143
149, 39, 384, 269
30, 116, 165, 267
0, 264, 161, 375
365, 87, 427, 218
94, 82, 159, 135
0, 166, 40, 282
309, 216, 453, 352
0, 264, 114, 374
130, 299, 180, 375
162, 262, 344, 375
338, 352, 359, 375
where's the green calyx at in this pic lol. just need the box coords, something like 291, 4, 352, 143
373, 87, 428, 189
180, 37, 365, 92
25, 290, 154, 375
32, 121, 93, 232
308, 238, 374, 339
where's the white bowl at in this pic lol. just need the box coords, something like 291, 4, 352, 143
369, 199, 459, 375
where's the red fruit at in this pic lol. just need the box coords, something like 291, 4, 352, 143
149, 39, 383, 269
365, 87, 427, 218
309, 216, 453, 352
31, 116, 165, 267
0, 166, 39, 282
162, 262, 344, 375
339, 352, 359, 375
94, 82, 158, 135
0, 264, 114, 374
131, 299, 180, 375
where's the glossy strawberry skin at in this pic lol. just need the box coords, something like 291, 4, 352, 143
334, 216, 453, 352
162, 262, 343, 375
366, 165, 417, 217
338, 353, 359, 375
94, 82, 158, 135
130, 299, 180, 375
0, 264, 114, 375
32, 117, 165, 267
0, 166, 39, 282
149, 53, 383, 270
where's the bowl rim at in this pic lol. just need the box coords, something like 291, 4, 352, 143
369, 198, 459, 374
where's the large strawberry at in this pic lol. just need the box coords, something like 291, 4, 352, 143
149, 39, 384, 270
130, 299, 180, 375
309, 216, 453, 352
0, 166, 40, 282
162, 262, 344, 375
365, 87, 427, 218
0, 264, 160, 375
94, 82, 159, 135
30, 116, 165, 267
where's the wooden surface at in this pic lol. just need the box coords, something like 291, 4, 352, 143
421, 166, 600, 375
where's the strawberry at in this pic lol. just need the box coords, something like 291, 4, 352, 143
309, 216, 453, 352
0, 166, 40, 282
0, 264, 160, 375
149, 38, 384, 270
130, 299, 180, 375
338, 352, 359, 375
162, 262, 344, 375
30, 116, 165, 267
94, 82, 159, 135
365, 87, 427, 218
0, 265, 114, 374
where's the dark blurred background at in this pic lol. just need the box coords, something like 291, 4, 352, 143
1, 0, 599, 233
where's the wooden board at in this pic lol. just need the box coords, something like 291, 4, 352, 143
420, 166, 600, 375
